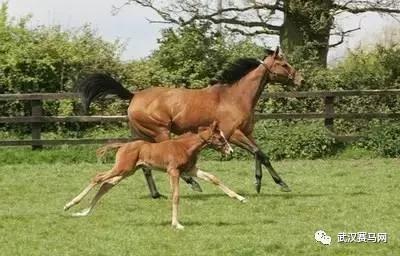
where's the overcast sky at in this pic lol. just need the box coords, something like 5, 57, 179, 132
3, 0, 399, 63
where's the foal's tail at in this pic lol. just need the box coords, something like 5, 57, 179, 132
96, 143, 126, 159
77, 73, 134, 112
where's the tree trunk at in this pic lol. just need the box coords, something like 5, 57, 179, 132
280, 0, 334, 67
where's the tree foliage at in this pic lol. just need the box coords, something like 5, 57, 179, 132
125, 23, 265, 88
0, 3, 126, 133
120, 0, 400, 66
0, 4, 124, 95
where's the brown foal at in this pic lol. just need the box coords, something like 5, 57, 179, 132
79, 47, 303, 197
63, 122, 244, 229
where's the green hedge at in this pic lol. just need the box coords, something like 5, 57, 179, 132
357, 121, 400, 157
199, 121, 343, 161
1, 4, 399, 159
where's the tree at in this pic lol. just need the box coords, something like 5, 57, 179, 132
117, 0, 400, 66
0, 3, 125, 133
125, 23, 265, 88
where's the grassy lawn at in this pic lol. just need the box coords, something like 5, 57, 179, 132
0, 148, 399, 255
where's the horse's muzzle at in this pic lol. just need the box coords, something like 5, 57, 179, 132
293, 72, 304, 86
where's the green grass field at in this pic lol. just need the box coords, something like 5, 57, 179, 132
0, 148, 399, 256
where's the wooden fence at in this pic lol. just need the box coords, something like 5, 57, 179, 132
1, 89, 400, 148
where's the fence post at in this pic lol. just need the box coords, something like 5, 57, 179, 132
31, 99, 43, 150
324, 96, 335, 132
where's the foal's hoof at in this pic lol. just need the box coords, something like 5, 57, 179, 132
239, 197, 248, 203
63, 203, 72, 211
71, 208, 90, 217
280, 183, 291, 192
172, 223, 185, 230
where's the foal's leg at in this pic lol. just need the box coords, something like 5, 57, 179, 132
65, 152, 137, 215
72, 174, 130, 217
138, 129, 203, 197
154, 131, 202, 193
64, 170, 111, 211
168, 168, 183, 230
188, 168, 247, 202
229, 129, 290, 193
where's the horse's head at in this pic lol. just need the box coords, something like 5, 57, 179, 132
199, 121, 233, 156
261, 47, 303, 86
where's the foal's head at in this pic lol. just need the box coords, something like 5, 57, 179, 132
199, 121, 233, 156
261, 47, 303, 86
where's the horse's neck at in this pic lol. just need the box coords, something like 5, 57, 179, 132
231, 65, 268, 111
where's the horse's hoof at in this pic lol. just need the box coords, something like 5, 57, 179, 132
190, 182, 203, 192
280, 184, 291, 192
240, 198, 248, 203
255, 183, 261, 194
151, 192, 166, 199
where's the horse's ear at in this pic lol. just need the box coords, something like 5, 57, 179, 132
273, 46, 280, 58
265, 48, 274, 57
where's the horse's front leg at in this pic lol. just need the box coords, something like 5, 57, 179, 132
229, 129, 291, 193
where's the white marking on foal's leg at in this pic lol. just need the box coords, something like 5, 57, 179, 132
194, 169, 247, 202
172, 222, 184, 230
71, 207, 91, 217
70, 175, 124, 217
169, 169, 184, 230
64, 183, 96, 211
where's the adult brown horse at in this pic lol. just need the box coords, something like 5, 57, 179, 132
78, 47, 303, 198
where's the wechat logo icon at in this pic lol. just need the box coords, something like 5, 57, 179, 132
315, 230, 332, 245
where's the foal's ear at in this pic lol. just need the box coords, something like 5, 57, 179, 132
198, 126, 207, 133
210, 120, 219, 131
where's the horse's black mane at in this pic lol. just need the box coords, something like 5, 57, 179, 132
210, 58, 261, 85
210, 50, 275, 85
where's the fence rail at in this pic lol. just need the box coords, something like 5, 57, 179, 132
1, 89, 400, 148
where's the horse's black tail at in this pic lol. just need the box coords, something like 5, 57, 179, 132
77, 73, 134, 112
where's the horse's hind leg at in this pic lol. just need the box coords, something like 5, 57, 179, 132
130, 126, 163, 199
181, 174, 202, 192
188, 168, 247, 203
142, 167, 163, 199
